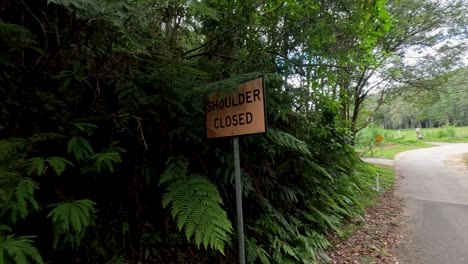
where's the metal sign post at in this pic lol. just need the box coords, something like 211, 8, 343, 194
204, 77, 266, 264
233, 137, 245, 264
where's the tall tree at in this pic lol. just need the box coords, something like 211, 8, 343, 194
332, 0, 467, 132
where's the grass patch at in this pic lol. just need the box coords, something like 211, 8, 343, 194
357, 139, 434, 159
353, 164, 395, 212
355, 126, 468, 158
351, 164, 396, 214
371, 164, 395, 189
383, 126, 468, 143
370, 142, 433, 159
361, 164, 395, 205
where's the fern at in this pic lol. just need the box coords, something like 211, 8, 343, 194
0, 225, 12, 232
72, 122, 97, 134
47, 157, 74, 176
47, 199, 96, 249
67, 136, 93, 160
88, 145, 125, 173
0, 21, 34, 50
267, 129, 312, 158
253, 202, 333, 263
159, 157, 189, 184
28, 157, 73, 176
27, 133, 65, 144
2, 179, 39, 224
246, 237, 271, 264
27, 158, 45, 176
0, 139, 26, 163
0, 234, 44, 264
159, 158, 232, 254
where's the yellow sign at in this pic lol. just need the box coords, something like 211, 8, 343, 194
376, 135, 383, 142
205, 77, 266, 138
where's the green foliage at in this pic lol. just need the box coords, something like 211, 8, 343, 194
0, 233, 44, 264
1, 179, 39, 224
47, 199, 96, 249
28, 157, 73, 177
252, 210, 332, 263
368, 67, 468, 130
88, 145, 125, 173
1, 0, 445, 261
0, 139, 26, 163
159, 158, 233, 254
0, 20, 35, 65
267, 129, 312, 158
245, 237, 270, 264
72, 123, 98, 134
67, 136, 94, 161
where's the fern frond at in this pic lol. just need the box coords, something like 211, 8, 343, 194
67, 136, 94, 160
4, 179, 40, 224
267, 129, 312, 158
28, 157, 73, 176
0, 167, 20, 182
159, 157, 189, 185
28, 133, 65, 143
72, 122, 98, 134
0, 234, 44, 264
160, 160, 232, 253
0, 225, 12, 233
47, 157, 74, 176
27, 157, 45, 176
0, 139, 26, 163
89, 152, 121, 173
303, 159, 334, 181
246, 237, 271, 264
47, 199, 96, 249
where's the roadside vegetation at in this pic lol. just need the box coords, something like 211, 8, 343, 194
327, 164, 403, 264
0, 0, 466, 263
356, 126, 468, 158
332, 164, 396, 241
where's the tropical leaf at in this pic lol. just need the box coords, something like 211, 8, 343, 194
47, 199, 96, 249
2, 179, 39, 224
88, 145, 125, 173
72, 122, 98, 134
67, 136, 94, 161
28, 157, 73, 177
0, 234, 44, 264
47, 157, 74, 176
159, 158, 232, 254
267, 129, 312, 158
0, 139, 26, 163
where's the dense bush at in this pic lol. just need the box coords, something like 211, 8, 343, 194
0, 0, 385, 263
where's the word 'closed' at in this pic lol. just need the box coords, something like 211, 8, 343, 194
205, 77, 266, 138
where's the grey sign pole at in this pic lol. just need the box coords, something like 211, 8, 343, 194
233, 137, 245, 264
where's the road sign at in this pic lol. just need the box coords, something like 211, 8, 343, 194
204, 77, 266, 264
205, 77, 266, 139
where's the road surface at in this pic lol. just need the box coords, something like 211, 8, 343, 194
395, 143, 468, 264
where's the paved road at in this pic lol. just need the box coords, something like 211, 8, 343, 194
394, 143, 468, 264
